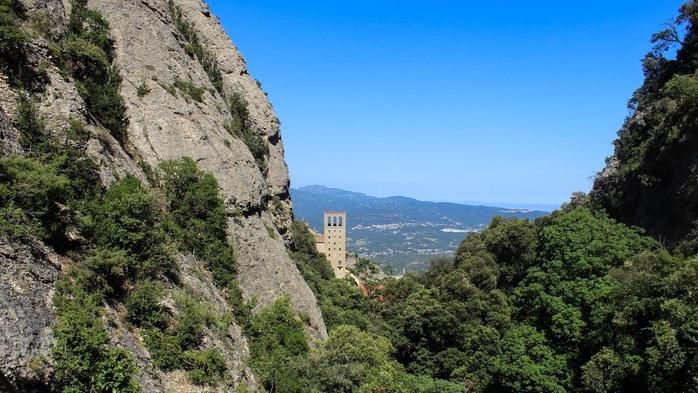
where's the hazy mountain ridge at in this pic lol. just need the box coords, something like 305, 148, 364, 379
291, 185, 547, 272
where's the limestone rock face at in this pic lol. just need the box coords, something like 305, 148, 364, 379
86, 0, 325, 337
0, 237, 60, 392
0, 0, 326, 389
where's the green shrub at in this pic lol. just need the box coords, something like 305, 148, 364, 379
247, 296, 309, 392
80, 247, 131, 298
87, 175, 174, 279
125, 280, 166, 328
79, 66, 128, 140
51, 276, 139, 392
0, 155, 70, 242
69, 6, 113, 58
0, 204, 35, 239
224, 93, 268, 172
58, 1, 128, 140
168, 1, 223, 93
143, 329, 182, 371
136, 80, 151, 97
203, 240, 237, 286
223, 280, 253, 328
173, 78, 205, 103
182, 348, 227, 386
173, 294, 205, 350
66, 119, 90, 147
159, 157, 227, 249
60, 36, 110, 81
91, 349, 140, 393
0, 0, 26, 62
142, 290, 229, 382
0, 0, 47, 89
14, 94, 47, 152
159, 158, 237, 289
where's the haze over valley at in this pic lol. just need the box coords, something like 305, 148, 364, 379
292, 185, 547, 272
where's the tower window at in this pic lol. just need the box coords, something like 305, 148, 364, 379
338, 216, 343, 227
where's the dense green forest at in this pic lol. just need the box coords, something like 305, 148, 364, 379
250, 3, 698, 392
281, 204, 697, 393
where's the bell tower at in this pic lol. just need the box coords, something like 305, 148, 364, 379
323, 211, 347, 278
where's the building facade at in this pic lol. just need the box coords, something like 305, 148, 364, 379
311, 211, 348, 278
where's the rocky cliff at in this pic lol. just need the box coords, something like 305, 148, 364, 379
590, 2, 698, 253
0, 0, 326, 391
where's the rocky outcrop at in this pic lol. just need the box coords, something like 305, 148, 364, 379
591, 92, 698, 249
0, 0, 327, 389
0, 237, 60, 392
86, 0, 325, 338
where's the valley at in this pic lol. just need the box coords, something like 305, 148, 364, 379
292, 185, 548, 272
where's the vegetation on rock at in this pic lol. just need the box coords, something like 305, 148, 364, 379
168, 0, 224, 94
592, 1, 698, 253
225, 92, 269, 173
54, 0, 128, 140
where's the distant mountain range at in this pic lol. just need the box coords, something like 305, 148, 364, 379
291, 185, 549, 273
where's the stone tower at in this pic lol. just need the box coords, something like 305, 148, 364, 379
323, 211, 348, 278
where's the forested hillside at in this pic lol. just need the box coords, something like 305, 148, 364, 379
592, 1, 698, 254
279, 204, 696, 393
250, 2, 698, 392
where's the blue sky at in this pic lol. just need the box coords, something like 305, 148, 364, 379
207, 0, 684, 208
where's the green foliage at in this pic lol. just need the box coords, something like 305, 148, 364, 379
290, 221, 335, 289
589, 251, 698, 392
0, 155, 70, 242
0, 203, 36, 239
86, 175, 174, 279
356, 373, 470, 393
173, 78, 205, 102
159, 158, 227, 253
125, 280, 166, 328
141, 289, 232, 386
143, 329, 182, 371
514, 208, 658, 352
68, 0, 113, 57
136, 80, 151, 97
480, 217, 537, 290
56, 0, 128, 140
181, 348, 227, 386
247, 296, 309, 393
225, 279, 253, 327
168, 1, 223, 93
289, 221, 388, 335
80, 247, 130, 297
0, 0, 47, 89
591, 1, 698, 249
224, 93, 269, 172
299, 325, 403, 393
12, 95, 101, 206
14, 94, 47, 152
489, 325, 568, 393
61, 36, 109, 81
51, 276, 139, 392
159, 158, 239, 294
91, 349, 140, 393
0, 0, 26, 60
1, 95, 99, 246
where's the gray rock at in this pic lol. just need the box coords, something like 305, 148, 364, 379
0, 0, 328, 388
0, 237, 60, 392
88, 0, 326, 337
